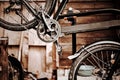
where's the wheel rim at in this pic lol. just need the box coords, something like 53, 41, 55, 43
0, 0, 56, 31
73, 49, 120, 80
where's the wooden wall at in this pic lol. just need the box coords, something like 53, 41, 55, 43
0, 38, 8, 80
0, 0, 120, 79
58, 0, 119, 68
0, 1, 54, 79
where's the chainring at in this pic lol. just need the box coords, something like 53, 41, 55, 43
37, 18, 61, 42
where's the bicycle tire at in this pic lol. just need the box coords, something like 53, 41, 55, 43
69, 40, 120, 80
0, 0, 56, 31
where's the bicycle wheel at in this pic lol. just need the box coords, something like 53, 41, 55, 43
0, 0, 56, 31
69, 41, 120, 80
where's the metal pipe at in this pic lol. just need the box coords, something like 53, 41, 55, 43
59, 8, 120, 19
22, 0, 39, 18
53, 0, 69, 20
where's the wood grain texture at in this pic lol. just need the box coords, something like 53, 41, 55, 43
59, 0, 118, 67
0, 38, 8, 80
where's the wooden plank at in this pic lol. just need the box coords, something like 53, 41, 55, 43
59, 58, 72, 66
66, 2, 95, 9
60, 15, 115, 25
29, 29, 47, 46
28, 46, 46, 78
0, 2, 6, 37
59, 29, 116, 39
97, 0, 113, 1
65, 2, 113, 9
21, 31, 29, 69
61, 20, 120, 34
0, 0, 46, 2
0, 38, 8, 80
0, 28, 4, 37
4, 30, 21, 45
52, 43, 57, 69
61, 51, 72, 58
59, 29, 117, 44
76, 29, 116, 37
46, 43, 55, 75
69, 0, 112, 2
60, 37, 115, 44
69, 0, 96, 2
59, 0, 117, 68
76, 15, 115, 24
0, 2, 22, 45
94, 2, 113, 8
8, 45, 19, 58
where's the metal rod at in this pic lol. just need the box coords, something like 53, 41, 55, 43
59, 8, 120, 19
53, 0, 68, 20
22, 0, 38, 18
71, 18, 76, 55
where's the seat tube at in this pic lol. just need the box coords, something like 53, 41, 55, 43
53, 0, 69, 20
22, 0, 38, 18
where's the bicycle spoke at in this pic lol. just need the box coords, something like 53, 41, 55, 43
101, 51, 104, 68
91, 54, 102, 69
86, 58, 97, 67
89, 51, 108, 66
69, 41, 120, 80
106, 51, 109, 65
0, 7, 38, 35
83, 48, 108, 66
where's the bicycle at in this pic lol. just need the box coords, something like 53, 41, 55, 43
0, 0, 120, 80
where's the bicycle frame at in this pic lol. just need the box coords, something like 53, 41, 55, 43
7, 0, 120, 35
6, 0, 120, 56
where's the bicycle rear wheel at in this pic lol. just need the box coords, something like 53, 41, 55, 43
0, 0, 56, 31
69, 41, 120, 80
